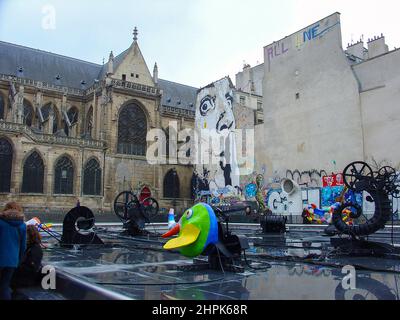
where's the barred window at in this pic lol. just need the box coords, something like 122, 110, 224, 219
0, 95, 4, 120
83, 158, 101, 195
117, 103, 147, 155
163, 169, 180, 198
21, 151, 44, 193
0, 139, 12, 192
23, 99, 34, 127
54, 156, 74, 194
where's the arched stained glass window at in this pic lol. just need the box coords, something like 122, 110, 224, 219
23, 99, 34, 127
0, 95, 4, 120
54, 156, 74, 194
22, 151, 44, 193
83, 158, 101, 195
163, 169, 180, 198
117, 103, 147, 155
0, 139, 12, 192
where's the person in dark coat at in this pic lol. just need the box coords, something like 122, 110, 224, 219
0, 202, 26, 300
12, 225, 44, 288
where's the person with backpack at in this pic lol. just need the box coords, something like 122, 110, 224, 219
0, 202, 26, 300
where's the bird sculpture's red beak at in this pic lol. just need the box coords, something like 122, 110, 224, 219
162, 224, 180, 238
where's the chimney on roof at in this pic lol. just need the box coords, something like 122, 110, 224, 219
367, 34, 389, 59
153, 62, 158, 85
346, 40, 365, 60
107, 51, 114, 76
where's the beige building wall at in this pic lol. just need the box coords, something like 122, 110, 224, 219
352, 48, 400, 169
260, 13, 364, 179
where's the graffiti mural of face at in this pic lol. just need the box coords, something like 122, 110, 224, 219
196, 78, 236, 139
195, 77, 239, 191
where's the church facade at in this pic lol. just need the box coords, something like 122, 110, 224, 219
0, 30, 197, 214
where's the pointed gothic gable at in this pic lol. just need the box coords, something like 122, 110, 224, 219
112, 42, 155, 87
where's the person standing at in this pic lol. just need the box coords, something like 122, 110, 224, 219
0, 202, 26, 300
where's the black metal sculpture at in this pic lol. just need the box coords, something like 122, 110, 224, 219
113, 191, 159, 236
332, 161, 398, 238
61, 206, 104, 247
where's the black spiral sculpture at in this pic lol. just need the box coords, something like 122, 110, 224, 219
332, 161, 398, 237
61, 206, 104, 247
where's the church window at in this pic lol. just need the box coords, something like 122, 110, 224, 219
54, 156, 74, 194
21, 151, 44, 193
163, 169, 180, 198
117, 103, 147, 156
0, 138, 12, 192
83, 158, 102, 196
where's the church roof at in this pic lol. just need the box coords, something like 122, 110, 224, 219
158, 79, 197, 111
0, 40, 101, 89
0, 40, 198, 112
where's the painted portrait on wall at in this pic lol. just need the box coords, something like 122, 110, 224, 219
194, 77, 240, 194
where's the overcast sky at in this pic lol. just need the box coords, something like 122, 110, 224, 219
0, 0, 399, 87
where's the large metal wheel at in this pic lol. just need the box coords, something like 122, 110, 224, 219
141, 197, 159, 220
376, 166, 399, 198
113, 191, 140, 223
343, 161, 373, 191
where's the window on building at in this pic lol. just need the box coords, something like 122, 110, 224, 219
64, 107, 79, 136
83, 158, 102, 196
0, 138, 12, 193
40, 103, 58, 133
67, 107, 79, 125
0, 95, 4, 120
54, 156, 74, 194
122, 74, 126, 81
240, 96, 246, 106
21, 151, 44, 193
257, 101, 262, 110
163, 169, 180, 198
135, 74, 139, 79
117, 103, 147, 156
86, 106, 93, 138
23, 100, 34, 127
296, 93, 300, 100
131, 73, 134, 78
